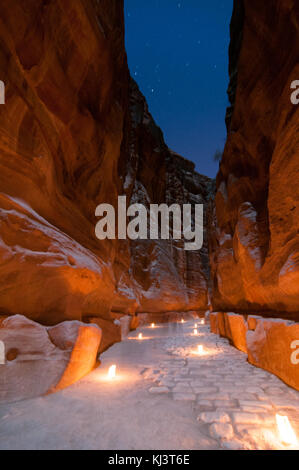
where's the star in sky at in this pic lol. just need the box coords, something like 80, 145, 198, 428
125, 0, 234, 178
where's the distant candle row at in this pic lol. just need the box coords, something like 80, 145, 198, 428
181, 319, 205, 325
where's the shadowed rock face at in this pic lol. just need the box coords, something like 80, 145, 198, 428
114, 79, 212, 314
209, 0, 299, 320
0, 0, 211, 335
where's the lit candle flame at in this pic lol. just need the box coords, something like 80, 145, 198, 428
181, 319, 185, 324
276, 414, 298, 446
201, 319, 204, 325
193, 328, 198, 336
138, 333, 143, 340
198, 345, 204, 354
194, 323, 198, 328
108, 365, 116, 380
151, 323, 155, 328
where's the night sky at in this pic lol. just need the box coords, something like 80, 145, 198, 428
124, 0, 233, 178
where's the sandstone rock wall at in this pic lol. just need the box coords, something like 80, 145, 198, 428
114, 79, 212, 314
209, 0, 299, 320
1, 0, 299, 401
0, 0, 127, 326
0, 0, 211, 344
0, 315, 102, 403
209, 312, 299, 391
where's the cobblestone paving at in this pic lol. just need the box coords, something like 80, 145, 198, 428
142, 321, 299, 450
0, 320, 298, 450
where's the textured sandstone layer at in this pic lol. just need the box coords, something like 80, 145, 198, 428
247, 317, 299, 392
210, 312, 248, 354
2, 0, 298, 402
85, 314, 138, 353
0, 0, 126, 326
113, 79, 212, 315
137, 310, 202, 327
209, 0, 299, 319
0, 0, 211, 334
0, 0, 212, 401
0, 315, 102, 403
209, 312, 299, 391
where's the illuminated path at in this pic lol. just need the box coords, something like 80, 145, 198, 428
0, 321, 298, 450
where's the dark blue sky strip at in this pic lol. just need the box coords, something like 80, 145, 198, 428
125, 0, 233, 177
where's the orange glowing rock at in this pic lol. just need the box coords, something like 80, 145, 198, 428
209, 1, 299, 318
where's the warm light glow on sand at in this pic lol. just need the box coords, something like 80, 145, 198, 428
128, 332, 151, 341
189, 345, 218, 357
276, 414, 298, 446
94, 366, 139, 385
108, 365, 116, 380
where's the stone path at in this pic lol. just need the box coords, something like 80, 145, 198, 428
0, 320, 298, 450
143, 321, 299, 450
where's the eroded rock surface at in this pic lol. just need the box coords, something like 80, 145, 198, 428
0, 0, 211, 331
0, 0, 126, 324
247, 317, 299, 392
114, 79, 212, 314
0, 0, 213, 402
209, 0, 299, 318
0, 315, 102, 403
209, 312, 299, 391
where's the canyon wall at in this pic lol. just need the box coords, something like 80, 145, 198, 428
0, 0, 210, 385
0, 0, 298, 401
114, 78, 212, 316
0, 0, 127, 327
210, 0, 299, 321
209, 312, 299, 391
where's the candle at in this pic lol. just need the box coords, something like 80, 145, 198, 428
108, 365, 116, 380
193, 328, 198, 336
276, 414, 298, 446
151, 323, 155, 328
198, 345, 204, 354
138, 333, 143, 340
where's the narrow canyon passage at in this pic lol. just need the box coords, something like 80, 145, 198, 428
0, 0, 298, 453
0, 320, 298, 451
